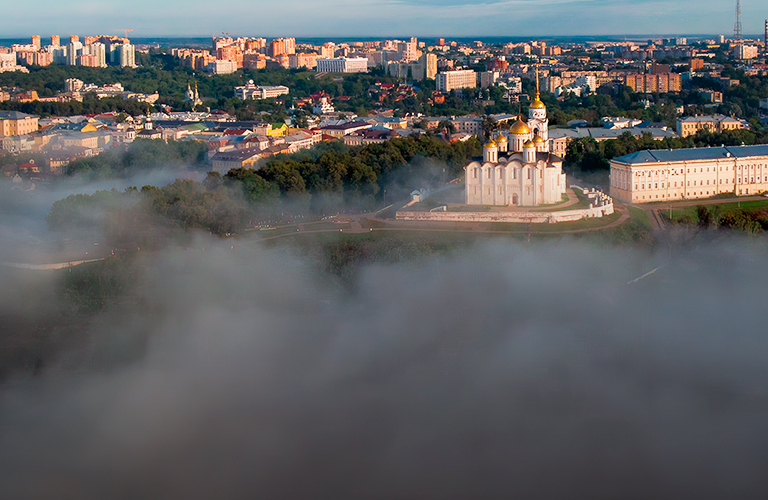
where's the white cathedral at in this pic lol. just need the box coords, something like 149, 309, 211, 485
185, 82, 203, 107
465, 71, 566, 207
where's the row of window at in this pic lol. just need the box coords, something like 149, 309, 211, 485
472, 186, 544, 195
637, 191, 714, 200
630, 164, 768, 178
471, 168, 537, 180
633, 176, 768, 190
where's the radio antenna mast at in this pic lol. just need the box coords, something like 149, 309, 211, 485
733, 0, 743, 43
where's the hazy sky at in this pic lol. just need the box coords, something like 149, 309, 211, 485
2, 0, 767, 39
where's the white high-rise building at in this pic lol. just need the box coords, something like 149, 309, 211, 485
110, 43, 136, 67
732, 44, 758, 59
66, 41, 82, 65
48, 45, 67, 65
83, 43, 107, 67
119, 44, 136, 67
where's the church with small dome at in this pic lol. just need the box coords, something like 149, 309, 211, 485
464, 68, 566, 207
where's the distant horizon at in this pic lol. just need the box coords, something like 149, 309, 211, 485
3, 0, 767, 40
1, 33, 766, 45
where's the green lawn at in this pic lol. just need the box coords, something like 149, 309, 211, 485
628, 207, 651, 228
667, 199, 768, 222
529, 192, 576, 212
301, 222, 352, 231
360, 218, 390, 229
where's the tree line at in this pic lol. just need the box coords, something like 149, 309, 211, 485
222, 135, 480, 211
46, 135, 481, 240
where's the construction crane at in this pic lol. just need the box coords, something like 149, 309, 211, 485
124, 29, 133, 40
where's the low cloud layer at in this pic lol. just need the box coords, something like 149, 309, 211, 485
2, 235, 768, 499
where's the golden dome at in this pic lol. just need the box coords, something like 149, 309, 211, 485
484, 139, 497, 148
523, 139, 536, 148
530, 95, 546, 109
533, 134, 545, 143
495, 133, 507, 143
509, 119, 530, 135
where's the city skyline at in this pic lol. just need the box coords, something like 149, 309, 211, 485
3, 0, 768, 39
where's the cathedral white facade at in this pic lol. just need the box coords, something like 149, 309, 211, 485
465, 74, 566, 207
185, 82, 202, 107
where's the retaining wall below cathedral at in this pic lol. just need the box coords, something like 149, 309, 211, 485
396, 202, 614, 224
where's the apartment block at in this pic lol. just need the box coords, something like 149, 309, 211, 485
436, 69, 477, 92
624, 72, 681, 93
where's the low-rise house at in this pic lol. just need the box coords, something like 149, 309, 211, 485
319, 120, 372, 137
136, 128, 162, 140
367, 116, 407, 129
46, 146, 93, 174
283, 132, 315, 152
343, 128, 394, 146
234, 80, 290, 99
676, 114, 749, 137
210, 147, 262, 172
450, 116, 483, 135
2, 134, 36, 152
237, 135, 270, 150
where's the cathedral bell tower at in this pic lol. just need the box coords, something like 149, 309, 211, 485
528, 64, 549, 151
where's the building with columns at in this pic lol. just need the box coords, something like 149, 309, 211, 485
609, 145, 768, 203
465, 69, 566, 207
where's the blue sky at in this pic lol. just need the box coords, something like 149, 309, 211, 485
2, 0, 767, 38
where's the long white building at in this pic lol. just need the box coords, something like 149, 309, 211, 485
316, 57, 368, 73
610, 145, 768, 203
234, 80, 289, 99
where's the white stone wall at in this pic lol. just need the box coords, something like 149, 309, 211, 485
396, 202, 613, 224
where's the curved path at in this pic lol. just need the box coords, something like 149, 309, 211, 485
256, 201, 631, 241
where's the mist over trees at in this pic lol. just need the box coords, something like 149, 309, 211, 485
65, 139, 209, 178
46, 179, 251, 239
55, 135, 479, 211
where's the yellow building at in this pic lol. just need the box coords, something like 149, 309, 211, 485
610, 145, 768, 203
0, 111, 39, 136
676, 114, 749, 137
